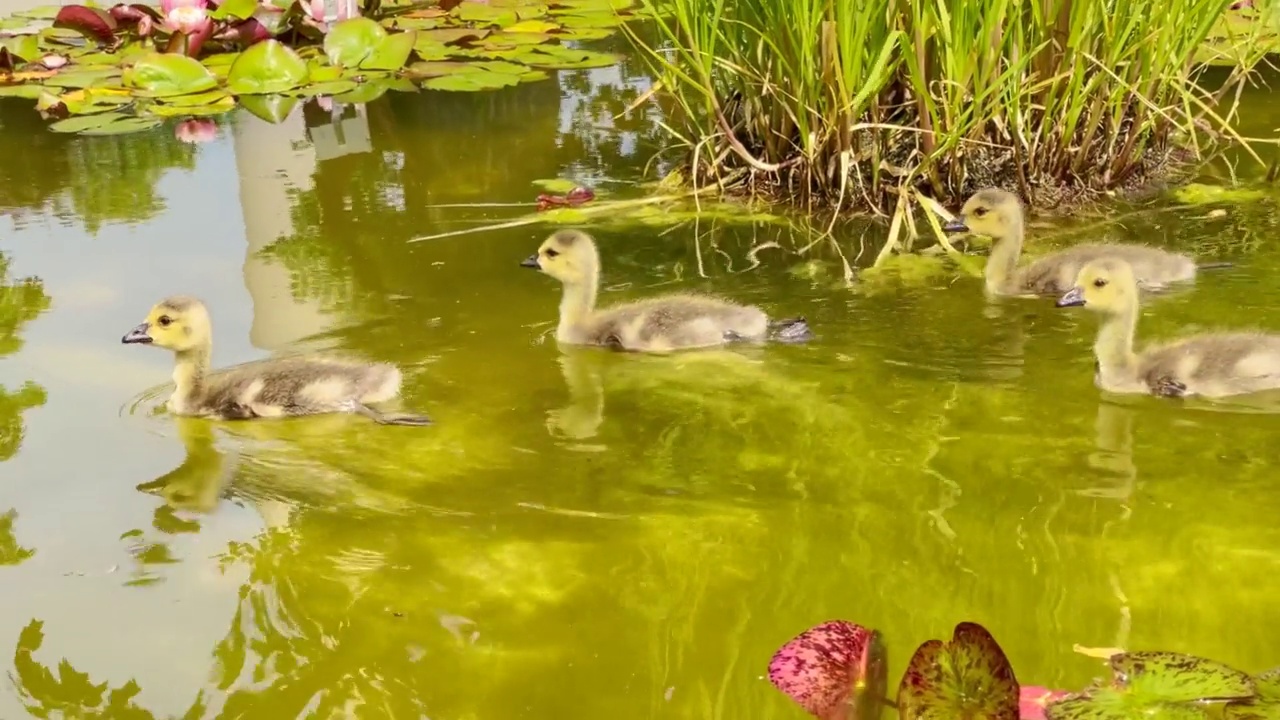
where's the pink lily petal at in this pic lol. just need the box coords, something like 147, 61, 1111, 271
1018, 686, 1070, 720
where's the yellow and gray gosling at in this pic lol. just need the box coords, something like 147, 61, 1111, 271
520, 229, 811, 352
943, 188, 1226, 296
1056, 259, 1280, 399
122, 295, 431, 425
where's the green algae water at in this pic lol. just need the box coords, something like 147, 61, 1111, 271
4, 45, 1280, 720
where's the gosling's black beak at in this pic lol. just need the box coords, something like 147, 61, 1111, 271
1055, 286, 1086, 308
942, 219, 969, 233
520, 253, 541, 269
122, 322, 153, 344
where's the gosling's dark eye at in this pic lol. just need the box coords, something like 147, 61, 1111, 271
973, 207, 988, 217
544, 248, 559, 258
158, 315, 172, 327
1092, 278, 1108, 288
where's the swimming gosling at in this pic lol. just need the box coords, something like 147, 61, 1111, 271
122, 296, 432, 425
943, 188, 1220, 296
1056, 259, 1280, 399
520, 229, 812, 352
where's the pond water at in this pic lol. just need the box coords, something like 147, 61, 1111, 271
3, 34, 1280, 720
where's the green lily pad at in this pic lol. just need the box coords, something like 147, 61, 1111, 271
552, 9, 627, 27
48, 111, 149, 134
896, 622, 1019, 720
75, 51, 126, 65
505, 18, 557, 33
238, 93, 298, 123
0, 18, 33, 30
381, 16, 439, 30
202, 52, 241, 67
453, 2, 517, 27
0, 34, 39, 62
57, 87, 134, 113
42, 67, 121, 88
13, 5, 63, 20
533, 178, 579, 193
307, 61, 343, 82
0, 84, 47, 99
539, 207, 591, 224
412, 38, 452, 60
403, 60, 474, 77
208, 0, 257, 20
226, 39, 308, 95
1172, 182, 1266, 205
416, 27, 489, 45
361, 29, 415, 70
515, 45, 616, 69
323, 16, 387, 67
122, 53, 218, 97
553, 26, 613, 41
1223, 669, 1280, 720
293, 79, 358, 96
147, 97, 235, 116
330, 79, 393, 103
1047, 653, 1256, 720
159, 88, 230, 106
421, 68, 520, 91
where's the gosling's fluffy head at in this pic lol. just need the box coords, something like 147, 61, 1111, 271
1055, 259, 1138, 313
519, 229, 600, 285
943, 188, 1024, 239
122, 295, 212, 352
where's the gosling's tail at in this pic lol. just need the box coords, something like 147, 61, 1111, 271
768, 317, 813, 343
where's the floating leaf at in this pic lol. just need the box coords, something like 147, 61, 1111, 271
42, 67, 121, 88
416, 27, 489, 45
52, 5, 118, 44
159, 88, 230, 106
480, 31, 553, 48
552, 26, 612, 41
505, 18, 557, 32
148, 97, 234, 116
48, 110, 126, 132
323, 16, 387, 67
533, 178, 579, 194
122, 53, 217, 97
59, 87, 133, 113
421, 68, 519, 91
768, 620, 886, 720
307, 61, 343, 82
553, 9, 627, 27
0, 34, 39, 62
382, 16, 439, 29
76, 50, 126, 65
897, 622, 1019, 720
238, 92, 297, 123
0, 84, 46, 99
515, 45, 616, 69
208, 0, 258, 20
226, 39, 308, 94
361, 29, 415, 70
330, 78, 392, 103
1047, 653, 1255, 720
13, 5, 63, 19
1172, 183, 1266, 205
293, 79, 358, 95
1224, 669, 1280, 720
403, 60, 474, 77
453, 2, 517, 26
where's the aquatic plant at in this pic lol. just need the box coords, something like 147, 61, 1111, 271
0, 0, 632, 135
768, 619, 1280, 720
624, 0, 1277, 223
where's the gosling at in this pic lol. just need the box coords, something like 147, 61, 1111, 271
520, 229, 811, 352
944, 188, 1218, 296
1056, 259, 1280, 399
122, 296, 432, 425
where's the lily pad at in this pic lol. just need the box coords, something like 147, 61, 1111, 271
1224, 669, 1280, 720
330, 78, 393, 103
323, 16, 387, 67
238, 93, 297, 123
293, 79, 358, 95
42, 67, 121, 88
515, 45, 616, 69
1172, 182, 1266, 205
768, 620, 887, 720
0, 84, 46, 99
453, 2, 517, 27
122, 53, 218, 97
226, 39, 308, 95
403, 60, 474, 77
506, 18, 557, 33
362, 29, 415, 70
208, 0, 258, 21
1047, 653, 1256, 720
896, 622, 1019, 720
58, 87, 133, 113
50, 111, 161, 135
416, 27, 489, 45
533, 178, 579, 193
0, 34, 39, 62
421, 68, 520, 91
160, 88, 230, 106
147, 97, 234, 116
51, 5, 117, 44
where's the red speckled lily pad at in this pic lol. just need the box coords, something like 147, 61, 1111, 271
768, 620, 886, 720
1047, 652, 1255, 720
896, 622, 1019, 720
1224, 668, 1280, 720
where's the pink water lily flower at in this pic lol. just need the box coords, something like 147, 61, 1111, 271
160, 0, 214, 55
304, 0, 360, 29
1019, 686, 1070, 720
175, 118, 218, 144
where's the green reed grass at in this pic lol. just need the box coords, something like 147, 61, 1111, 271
626, 0, 1274, 218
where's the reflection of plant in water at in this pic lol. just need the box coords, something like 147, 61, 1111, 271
0, 252, 50, 464
10, 619, 161, 719
118, 528, 181, 587
768, 618, 1280, 720
0, 107, 196, 232
0, 509, 36, 566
